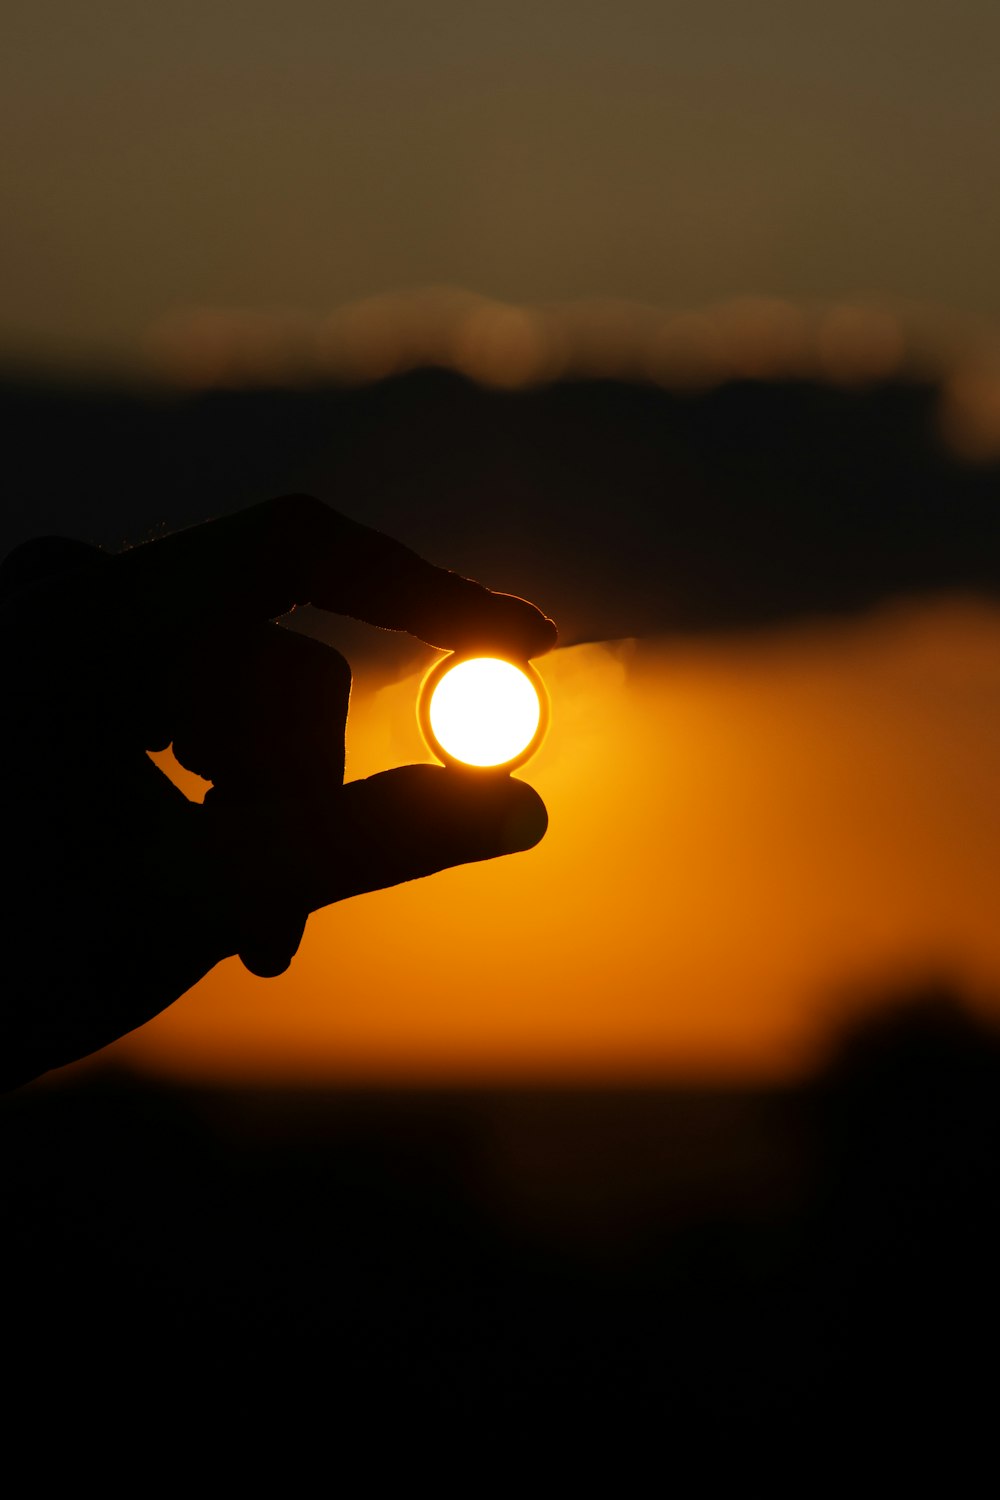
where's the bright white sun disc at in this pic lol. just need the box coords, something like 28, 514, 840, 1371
423, 657, 544, 768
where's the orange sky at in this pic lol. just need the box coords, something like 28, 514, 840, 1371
8, 3, 997, 1091
87, 594, 1000, 1086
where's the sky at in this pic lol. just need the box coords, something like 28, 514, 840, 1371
3, 1, 1000, 373
89, 596, 996, 1087
3, 3, 998, 1087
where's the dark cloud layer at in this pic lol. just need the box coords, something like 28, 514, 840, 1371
3, 371, 997, 667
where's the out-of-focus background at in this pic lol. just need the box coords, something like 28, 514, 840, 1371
3, 0, 998, 1432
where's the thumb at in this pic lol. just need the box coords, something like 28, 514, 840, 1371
308, 764, 549, 908
206, 765, 547, 977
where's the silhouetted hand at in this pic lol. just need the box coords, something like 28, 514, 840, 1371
0, 495, 556, 1089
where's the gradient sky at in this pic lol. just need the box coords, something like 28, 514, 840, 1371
4, 0, 1000, 370
5, 5, 998, 1088
92, 597, 998, 1087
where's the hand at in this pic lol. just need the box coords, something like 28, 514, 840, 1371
0, 495, 556, 1089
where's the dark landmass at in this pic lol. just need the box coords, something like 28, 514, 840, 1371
3, 989, 998, 1433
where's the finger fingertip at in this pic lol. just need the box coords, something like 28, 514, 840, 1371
237, 911, 308, 977
496, 594, 558, 660
533, 613, 559, 657
239, 947, 295, 979
499, 777, 548, 852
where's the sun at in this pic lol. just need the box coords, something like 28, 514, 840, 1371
419, 656, 547, 770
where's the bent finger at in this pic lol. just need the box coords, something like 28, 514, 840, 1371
108, 495, 558, 658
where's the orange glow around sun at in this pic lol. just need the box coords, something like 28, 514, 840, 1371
115, 597, 1000, 1088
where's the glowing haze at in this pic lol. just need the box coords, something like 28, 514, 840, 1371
114, 596, 1000, 1087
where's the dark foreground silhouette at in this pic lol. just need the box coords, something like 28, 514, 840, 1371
0, 497, 554, 1088
2, 988, 997, 1440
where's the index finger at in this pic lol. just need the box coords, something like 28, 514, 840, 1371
109, 495, 558, 658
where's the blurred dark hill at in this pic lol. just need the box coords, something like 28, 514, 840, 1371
3, 370, 997, 666
3, 988, 998, 1434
